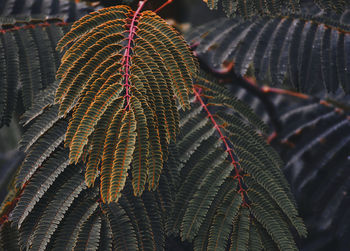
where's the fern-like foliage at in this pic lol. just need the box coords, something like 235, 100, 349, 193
0, 0, 97, 128
270, 94, 350, 250
0, 0, 93, 21
219, 77, 350, 250
7, 163, 171, 251
0, 72, 306, 250
202, 0, 300, 18
188, 13, 350, 95
202, 0, 350, 17
0, 221, 20, 250
55, 4, 198, 202
314, 0, 350, 13
0, 17, 70, 127
168, 74, 306, 250
1, 88, 173, 251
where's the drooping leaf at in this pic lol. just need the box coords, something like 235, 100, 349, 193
169, 74, 306, 250
0, 221, 20, 251
109, 109, 137, 203
55, 4, 198, 200
0, 18, 68, 127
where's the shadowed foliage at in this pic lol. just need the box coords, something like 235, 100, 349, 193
271, 95, 350, 251
5, 1, 350, 250
188, 12, 350, 95
0, 18, 70, 127
168, 75, 306, 251
314, 0, 350, 13
1, 84, 174, 250
219, 76, 350, 250
0, 0, 93, 21
201, 0, 300, 18
0, 72, 306, 250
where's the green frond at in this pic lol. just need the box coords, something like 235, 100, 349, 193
132, 88, 163, 192
131, 96, 149, 196
29, 170, 86, 251
0, 19, 68, 127
0, 31, 18, 127
177, 121, 216, 165
56, 6, 132, 51
109, 109, 137, 202
170, 74, 306, 250
229, 140, 296, 215
195, 79, 268, 133
105, 203, 138, 250
98, 216, 113, 251
20, 81, 59, 127
55, 5, 197, 199
19, 104, 60, 152
14, 28, 42, 108
142, 191, 166, 250
74, 213, 101, 251
246, 221, 263, 251
85, 98, 124, 187
18, 184, 54, 250
0, 39, 6, 127
68, 87, 124, 164
163, 142, 180, 194
247, 187, 298, 251
13, 165, 87, 250
16, 119, 68, 188
10, 157, 170, 251
193, 180, 233, 251
230, 207, 251, 251
207, 187, 241, 251
221, 118, 296, 204
31, 25, 58, 89
52, 199, 99, 251
11, 147, 70, 228
169, 146, 227, 234
181, 160, 233, 241
0, 221, 20, 251
119, 182, 156, 250
214, 97, 268, 133
101, 108, 126, 203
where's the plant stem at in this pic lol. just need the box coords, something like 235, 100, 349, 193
154, 0, 174, 13
193, 87, 249, 207
122, 0, 147, 110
